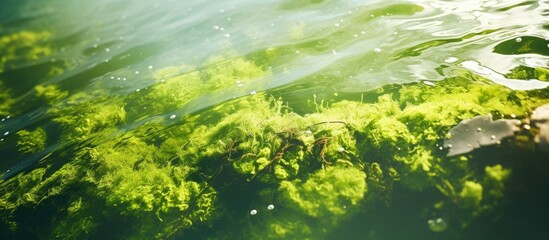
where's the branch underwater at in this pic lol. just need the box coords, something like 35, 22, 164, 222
1, 30, 548, 240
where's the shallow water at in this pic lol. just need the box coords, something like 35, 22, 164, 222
1, 0, 549, 239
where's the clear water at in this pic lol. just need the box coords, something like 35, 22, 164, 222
1, 0, 549, 239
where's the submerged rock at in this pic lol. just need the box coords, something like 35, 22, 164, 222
443, 115, 521, 157
531, 104, 549, 153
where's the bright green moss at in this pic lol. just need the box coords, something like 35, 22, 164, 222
1, 53, 548, 240
125, 55, 271, 120
483, 164, 511, 199
278, 166, 366, 218
16, 128, 47, 154
0, 31, 52, 73
35, 84, 68, 104
0, 81, 15, 116
459, 181, 483, 209
48, 92, 126, 142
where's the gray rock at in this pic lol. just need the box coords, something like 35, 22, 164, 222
443, 115, 520, 157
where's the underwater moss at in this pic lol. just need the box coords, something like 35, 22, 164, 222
0, 31, 52, 73
35, 84, 68, 104
1, 54, 548, 240
16, 128, 47, 154
279, 166, 366, 218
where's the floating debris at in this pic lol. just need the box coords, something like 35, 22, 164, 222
531, 104, 549, 153
443, 115, 521, 156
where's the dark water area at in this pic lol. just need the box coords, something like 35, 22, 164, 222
1, 0, 549, 239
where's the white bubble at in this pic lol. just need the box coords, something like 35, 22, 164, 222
3, 131, 9, 136
170, 114, 176, 119
135, 71, 140, 74
334, 23, 340, 27
332, 49, 337, 55
136, 89, 140, 92
148, 65, 153, 69
105, 48, 110, 52
250, 91, 257, 95
250, 209, 257, 215
213, 25, 219, 30
374, 48, 381, 53
267, 204, 274, 210
423, 81, 435, 87
515, 37, 522, 43
295, 50, 300, 54
304, 130, 313, 135
337, 147, 345, 152
224, 33, 231, 38
444, 57, 458, 63
237, 83, 244, 87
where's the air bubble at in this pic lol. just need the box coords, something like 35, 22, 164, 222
170, 114, 176, 119
337, 147, 345, 152
267, 204, 274, 210
3, 131, 9, 136
250, 209, 257, 215
515, 37, 522, 43
444, 57, 458, 63
374, 48, 381, 53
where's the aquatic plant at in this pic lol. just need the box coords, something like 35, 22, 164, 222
1, 51, 548, 239
16, 128, 47, 154
0, 30, 53, 117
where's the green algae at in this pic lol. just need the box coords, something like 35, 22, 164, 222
1, 47, 549, 239
16, 128, 47, 154
0, 30, 54, 117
